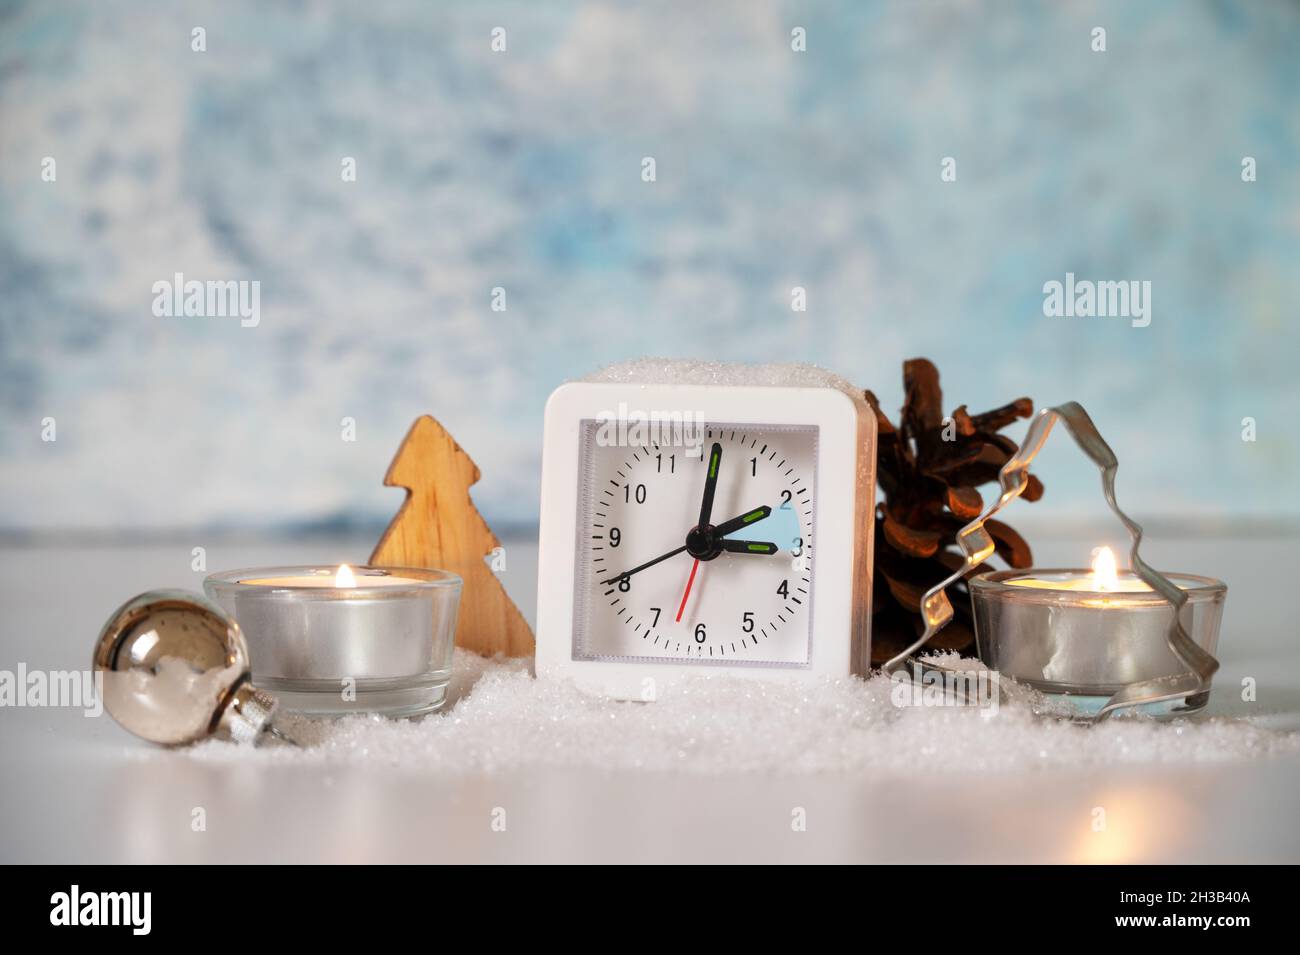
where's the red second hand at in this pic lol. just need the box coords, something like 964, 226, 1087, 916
675, 558, 701, 623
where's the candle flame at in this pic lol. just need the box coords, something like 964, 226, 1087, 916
335, 563, 357, 588
1091, 546, 1119, 591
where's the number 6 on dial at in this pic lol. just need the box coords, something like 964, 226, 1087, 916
536, 379, 878, 699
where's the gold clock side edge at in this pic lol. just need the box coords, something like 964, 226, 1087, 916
851, 393, 879, 677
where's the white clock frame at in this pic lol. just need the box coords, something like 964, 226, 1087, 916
536, 381, 877, 698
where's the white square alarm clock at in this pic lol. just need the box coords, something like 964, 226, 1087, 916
536, 375, 877, 698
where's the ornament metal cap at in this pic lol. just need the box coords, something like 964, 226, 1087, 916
93, 589, 287, 746
218, 680, 280, 744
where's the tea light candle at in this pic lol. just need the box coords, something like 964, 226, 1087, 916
970, 547, 1226, 716
1004, 547, 1153, 593
239, 565, 428, 589
204, 565, 462, 717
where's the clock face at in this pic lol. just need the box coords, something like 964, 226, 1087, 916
573, 422, 818, 666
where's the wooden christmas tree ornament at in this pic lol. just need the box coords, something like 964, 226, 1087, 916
371, 416, 534, 658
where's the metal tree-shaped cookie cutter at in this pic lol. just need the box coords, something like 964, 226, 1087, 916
882, 401, 1220, 722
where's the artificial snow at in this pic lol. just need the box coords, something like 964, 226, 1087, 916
584, 357, 863, 398
189, 649, 1300, 775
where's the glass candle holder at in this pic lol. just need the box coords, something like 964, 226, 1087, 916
204, 565, 461, 718
970, 569, 1226, 718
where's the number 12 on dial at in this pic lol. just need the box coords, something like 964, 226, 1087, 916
536, 382, 877, 699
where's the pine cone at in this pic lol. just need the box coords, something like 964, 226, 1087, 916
865, 358, 1043, 666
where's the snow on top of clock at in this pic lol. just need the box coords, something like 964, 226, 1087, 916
585, 358, 861, 397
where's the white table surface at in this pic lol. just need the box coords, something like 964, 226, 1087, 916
2, 531, 1298, 864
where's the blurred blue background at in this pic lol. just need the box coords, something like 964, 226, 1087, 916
1, 0, 1297, 538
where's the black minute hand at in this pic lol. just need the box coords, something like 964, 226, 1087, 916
697, 442, 722, 528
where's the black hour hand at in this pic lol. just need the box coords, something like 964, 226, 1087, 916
718, 539, 778, 555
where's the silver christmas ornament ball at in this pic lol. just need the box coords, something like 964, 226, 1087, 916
93, 590, 278, 746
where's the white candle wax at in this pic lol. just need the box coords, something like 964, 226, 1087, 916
1005, 573, 1157, 593
239, 577, 429, 587
240, 565, 426, 588
1002, 546, 1188, 596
